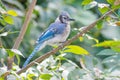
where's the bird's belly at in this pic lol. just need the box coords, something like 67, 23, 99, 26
46, 34, 66, 45
47, 25, 70, 45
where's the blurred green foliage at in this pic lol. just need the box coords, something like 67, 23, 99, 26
0, 0, 120, 80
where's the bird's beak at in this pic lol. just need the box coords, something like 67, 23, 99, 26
68, 18, 75, 21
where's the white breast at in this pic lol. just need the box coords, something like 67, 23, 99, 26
46, 24, 71, 46
61, 24, 71, 41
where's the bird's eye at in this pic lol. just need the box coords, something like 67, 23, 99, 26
63, 17, 67, 19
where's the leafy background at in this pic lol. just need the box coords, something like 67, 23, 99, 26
0, 0, 120, 80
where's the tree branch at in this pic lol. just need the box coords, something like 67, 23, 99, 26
7, 0, 37, 70
17, 10, 113, 74
13, 0, 37, 49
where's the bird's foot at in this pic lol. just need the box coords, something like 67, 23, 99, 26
59, 41, 66, 44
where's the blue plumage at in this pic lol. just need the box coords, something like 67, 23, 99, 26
23, 43, 42, 67
23, 11, 75, 67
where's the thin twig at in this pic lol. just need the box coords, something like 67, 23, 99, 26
17, 10, 113, 74
7, 0, 37, 70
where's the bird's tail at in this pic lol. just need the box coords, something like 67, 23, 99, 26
22, 43, 43, 68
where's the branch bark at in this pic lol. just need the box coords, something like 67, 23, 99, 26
13, 0, 37, 49
7, 0, 37, 70
17, 10, 113, 74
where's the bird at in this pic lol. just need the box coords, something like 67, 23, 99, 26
23, 11, 75, 67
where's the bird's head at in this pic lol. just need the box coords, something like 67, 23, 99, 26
56, 11, 75, 24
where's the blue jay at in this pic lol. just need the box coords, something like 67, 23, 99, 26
23, 11, 75, 67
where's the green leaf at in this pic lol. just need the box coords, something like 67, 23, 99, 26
107, 0, 115, 4
98, 3, 109, 14
98, 7, 109, 14
6, 49, 24, 58
0, 0, 6, 10
84, 1, 97, 10
92, 57, 98, 66
27, 74, 36, 80
110, 65, 120, 72
118, 9, 120, 17
105, 16, 111, 23
82, 0, 93, 5
16, 55, 20, 65
66, 59, 79, 68
62, 78, 65, 80
0, 18, 6, 26
97, 49, 117, 56
96, 20, 103, 29
68, 68, 85, 80
94, 41, 120, 52
0, 67, 7, 77
64, 45, 89, 55
0, 77, 4, 80
111, 4, 120, 9
11, 49, 24, 57
0, 7, 6, 14
93, 41, 114, 47
79, 37, 84, 42
0, 48, 7, 59
0, 32, 8, 37
85, 34, 99, 43
39, 74, 52, 80
61, 63, 76, 80
7, 10, 18, 16
102, 54, 120, 64
3, 16, 14, 24
111, 43, 120, 52
6, 49, 15, 57
7, 74, 17, 80
11, 49, 24, 65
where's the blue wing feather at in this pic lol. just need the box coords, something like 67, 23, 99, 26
38, 29, 55, 43
37, 23, 66, 43
37, 23, 56, 43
